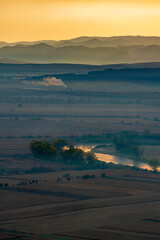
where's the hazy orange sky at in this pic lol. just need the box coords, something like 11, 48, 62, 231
1, 0, 160, 42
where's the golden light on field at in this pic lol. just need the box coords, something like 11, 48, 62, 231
1, 0, 160, 41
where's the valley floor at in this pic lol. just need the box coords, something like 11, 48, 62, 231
0, 169, 160, 240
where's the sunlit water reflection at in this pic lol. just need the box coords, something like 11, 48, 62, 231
78, 145, 160, 172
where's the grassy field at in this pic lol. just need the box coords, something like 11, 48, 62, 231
1, 102, 160, 138
0, 169, 160, 239
66, 80, 160, 92
1, 71, 160, 138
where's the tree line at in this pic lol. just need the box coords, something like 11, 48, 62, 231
30, 138, 160, 172
30, 139, 98, 166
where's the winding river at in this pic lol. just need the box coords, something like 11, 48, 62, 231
79, 145, 160, 172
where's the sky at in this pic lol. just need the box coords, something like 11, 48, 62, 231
1, 0, 160, 42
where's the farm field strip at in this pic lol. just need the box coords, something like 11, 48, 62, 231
1, 199, 160, 235
1, 191, 160, 222
0, 168, 160, 239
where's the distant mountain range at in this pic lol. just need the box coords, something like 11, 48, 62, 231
0, 36, 160, 64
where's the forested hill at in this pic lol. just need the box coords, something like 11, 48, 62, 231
1, 62, 160, 75
26, 67, 160, 83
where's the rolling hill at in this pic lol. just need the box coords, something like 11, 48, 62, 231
0, 36, 160, 64
0, 44, 160, 64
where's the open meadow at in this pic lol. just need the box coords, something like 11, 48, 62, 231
0, 169, 160, 239
1, 103, 160, 138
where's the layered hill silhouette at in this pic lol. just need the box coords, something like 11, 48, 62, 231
1, 62, 160, 76
0, 36, 160, 64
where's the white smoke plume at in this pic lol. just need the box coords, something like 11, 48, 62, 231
24, 77, 67, 88
42, 77, 67, 88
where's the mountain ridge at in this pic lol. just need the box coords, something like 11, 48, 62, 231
0, 44, 160, 65
0, 36, 160, 65
1, 36, 160, 48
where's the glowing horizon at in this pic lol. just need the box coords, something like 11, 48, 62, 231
1, 0, 160, 42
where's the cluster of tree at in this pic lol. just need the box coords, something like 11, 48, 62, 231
0, 180, 39, 188
113, 135, 160, 171
30, 140, 57, 160
148, 159, 160, 172
0, 168, 5, 175
82, 174, 95, 179
0, 183, 9, 187
17, 180, 38, 186
113, 135, 143, 161
30, 139, 98, 166
56, 172, 107, 183
68, 131, 160, 147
